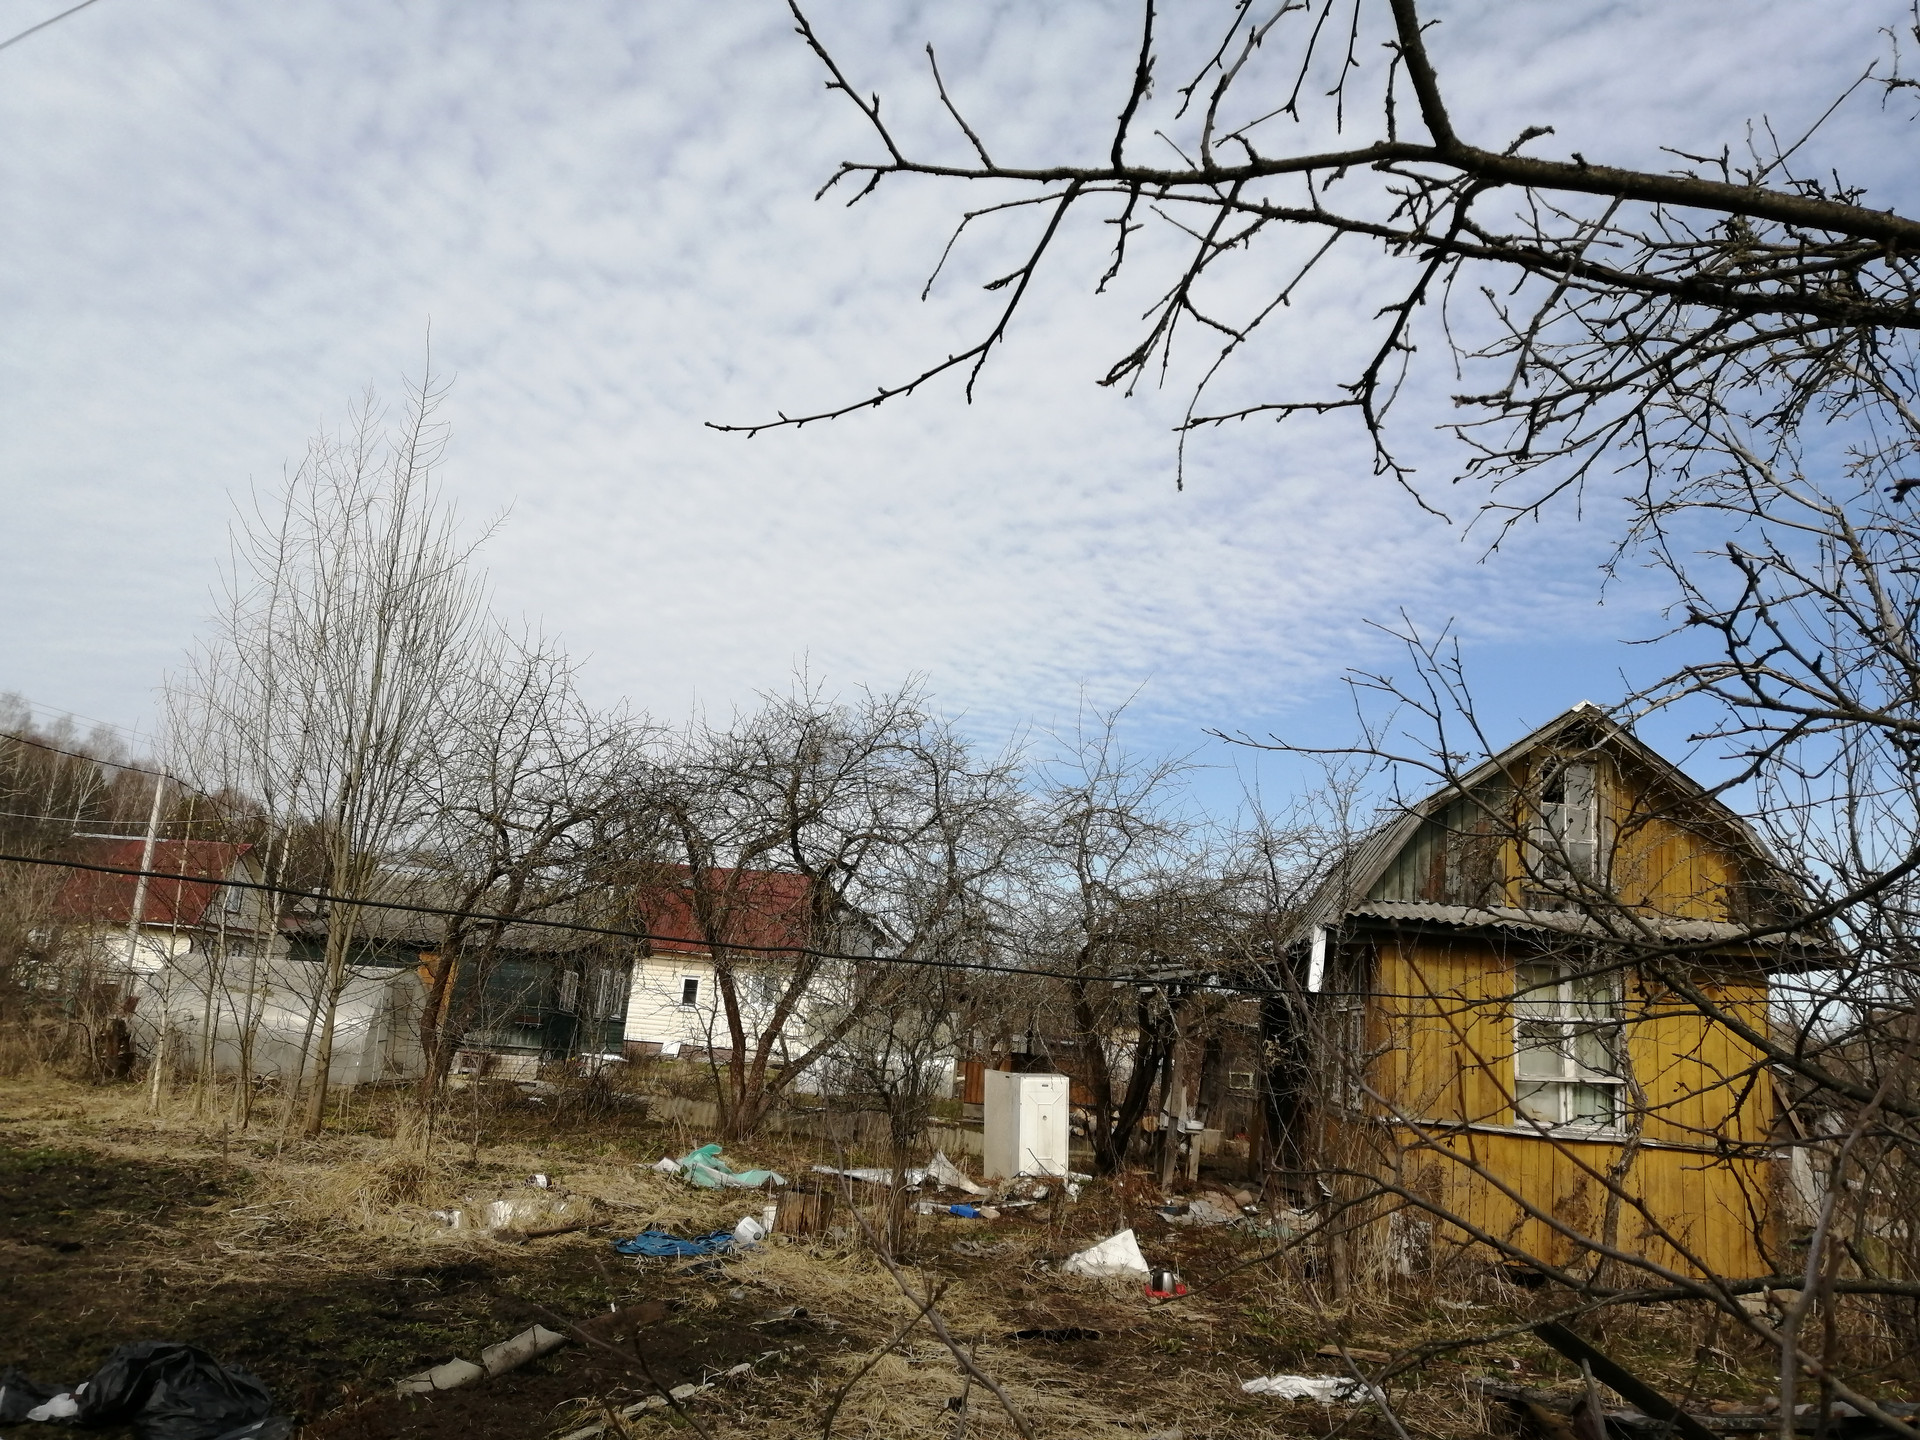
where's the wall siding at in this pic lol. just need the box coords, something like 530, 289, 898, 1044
1350, 901, 1776, 1278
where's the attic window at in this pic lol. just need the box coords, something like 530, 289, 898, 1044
1530, 759, 1600, 887
1513, 960, 1623, 1131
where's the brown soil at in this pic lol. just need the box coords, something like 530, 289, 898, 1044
0, 1130, 826, 1439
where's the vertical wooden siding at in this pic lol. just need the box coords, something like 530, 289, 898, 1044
1358, 930, 1775, 1280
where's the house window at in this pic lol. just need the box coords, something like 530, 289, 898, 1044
557, 970, 580, 1014
1530, 759, 1600, 886
679, 976, 700, 1007
1514, 960, 1624, 1130
591, 969, 624, 1019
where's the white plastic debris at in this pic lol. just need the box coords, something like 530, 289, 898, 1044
480, 1325, 567, 1378
397, 1358, 487, 1395
925, 1150, 985, 1195
1241, 1375, 1379, 1403
732, 1212, 769, 1244
811, 1164, 928, 1187
429, 1209, 464, 1229
651, 1156, 682, 1174
1061, 1227, 1151, 1279
530, 1173, 551, 1188
27, 1393, 80, 1421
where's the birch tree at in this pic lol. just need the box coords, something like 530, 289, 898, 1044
170, 376, 490, 1136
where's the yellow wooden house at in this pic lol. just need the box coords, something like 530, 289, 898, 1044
1284, 703, 1820, 1283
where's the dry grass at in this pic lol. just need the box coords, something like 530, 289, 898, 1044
0, 1074, 1796, 1440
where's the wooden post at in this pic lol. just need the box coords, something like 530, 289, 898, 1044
774, 1186, 836, 1237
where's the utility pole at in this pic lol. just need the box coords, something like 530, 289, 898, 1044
120, 774, 167, 1108
123, 773, 165, 972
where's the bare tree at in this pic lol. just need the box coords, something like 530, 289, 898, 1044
725, 2, 1920, 523
169, 375, 492, 1136
1021, 710, 1244, 1175
652, 677, 1024, 1142
407, 627, 651, 1143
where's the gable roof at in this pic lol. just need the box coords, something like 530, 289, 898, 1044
633, 866, 815, 957
1289, 702, 1804, 948
51, 838, 254, 930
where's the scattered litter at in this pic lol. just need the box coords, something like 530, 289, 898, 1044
1062, 1228, 1151, 1280
613, 1228, 736, 1258
651, 1157, 681, 1174
397, 1324, 567, 1396
1, 1369, 70, 1425
675, 1143, 786, 1190
926, 1150, 985, 1194
1007, 1327, 1102, 1343
552, 1359, 761, 1440
27, 1392, 79, 1421
1146, 1268, 1188, 1298
481, 1194, 592, 1234
812, 1163, 926, 1188
947, 1203, 983, 1219
529, 1173, 551, 1188
1, 1342, 288, 1439
1241, 1374, 1379, 1403
1159, 1196, 1239, 1227
428, 1209, 464, 1229
396, 1358, 485, 1395
480, 1326, 567, 1378
732, 1213, 769, 1245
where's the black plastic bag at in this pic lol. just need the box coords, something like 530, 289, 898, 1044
0, 1366, 73, 1423
57, 1341, 286, 1440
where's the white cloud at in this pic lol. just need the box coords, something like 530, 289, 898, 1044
0, 0, 1907, 774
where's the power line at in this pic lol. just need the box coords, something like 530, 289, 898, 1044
0, 848, 1279, 992
0, 728, 215, 800
0, 0, 104, 56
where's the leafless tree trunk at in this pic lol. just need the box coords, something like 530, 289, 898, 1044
168, 372, 491, 1137
407, 631, 651, 1148
652, 677, 1024, 1142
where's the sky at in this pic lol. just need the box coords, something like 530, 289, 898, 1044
1, 0, 1911, 813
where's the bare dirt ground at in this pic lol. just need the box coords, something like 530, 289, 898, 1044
0, 1076, 1783, 1440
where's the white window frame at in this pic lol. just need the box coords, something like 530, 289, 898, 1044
1529, 758, 1602, 887
678, 975, 701, 1008
1513, 959, 1625, 1133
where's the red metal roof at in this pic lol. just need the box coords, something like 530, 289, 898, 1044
633, 867, 814, 956
51, 838, 252, 930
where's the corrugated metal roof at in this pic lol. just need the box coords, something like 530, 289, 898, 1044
1342, 900, 1820, 948
52, 838, 252, 929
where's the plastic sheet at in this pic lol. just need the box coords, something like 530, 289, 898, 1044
1241, 1374, 1379, 1403
612, 1228, 736, 1258
675, 1143, 786, 1189
4, 1342, 289, 1440
1061, 1228, 1151, 1280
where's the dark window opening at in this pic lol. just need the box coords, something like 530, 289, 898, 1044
680, 976, 700, 1007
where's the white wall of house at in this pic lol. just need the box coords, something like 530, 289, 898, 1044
622, 951, 725, 1053
620, 952, 824, 1082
